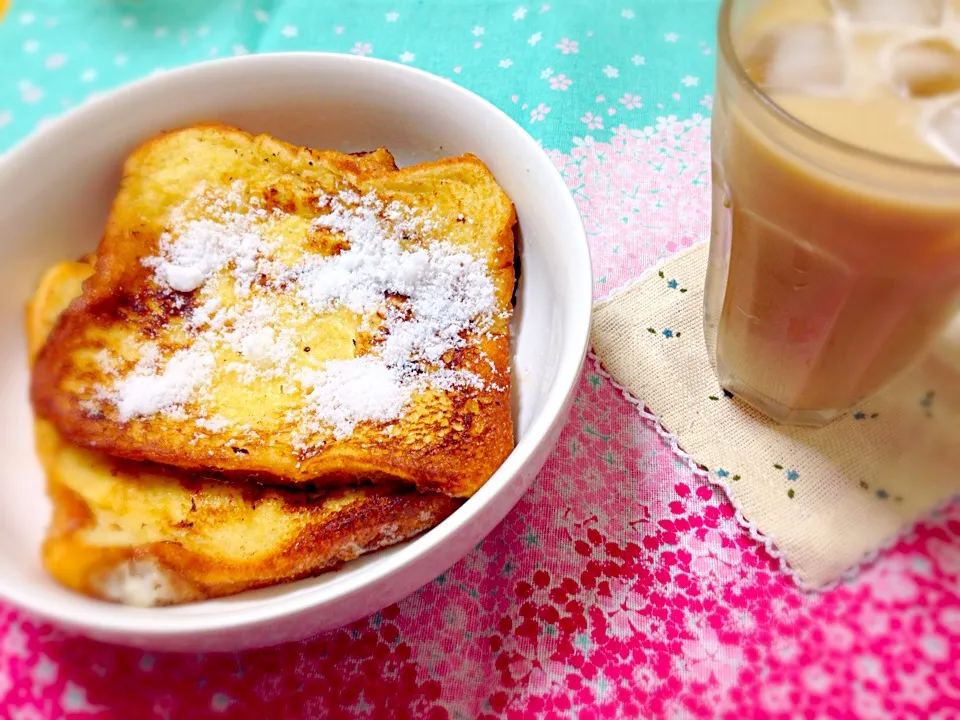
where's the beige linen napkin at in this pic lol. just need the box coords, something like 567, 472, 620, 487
592, 243, 960, 589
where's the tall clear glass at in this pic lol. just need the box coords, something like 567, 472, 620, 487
707, 0, 960, 427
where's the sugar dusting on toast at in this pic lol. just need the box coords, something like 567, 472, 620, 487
293, 189, 493, 438
93, 179, 501, 449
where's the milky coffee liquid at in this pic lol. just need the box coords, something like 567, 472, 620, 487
708, 0, 960, 425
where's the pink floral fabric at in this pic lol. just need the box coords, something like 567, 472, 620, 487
2, 117, 959, 719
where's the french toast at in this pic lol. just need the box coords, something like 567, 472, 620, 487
27, 260, 460, 606
31, 124, 516, 498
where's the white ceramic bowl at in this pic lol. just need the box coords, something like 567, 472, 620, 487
0, 53, 591, 652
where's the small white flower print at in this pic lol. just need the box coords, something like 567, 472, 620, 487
19, 12, 35, 24
473, 41, 482, 48
154, 26, 168, 38
18, 80, 43, 104
196, 25, 210, 37
664, 32, 679, 42
528, 32, 542, 46
548, 73, 572, 90
700, 94, 714, 110
595, 94, 605, 102
334, 26, 344, 34
602, 65, 619, 78
453, 66, 462, 73
399, 51, 415, 63
632, 54, 645, 65
555, 37, 579, 54
232, 44, 248, 55
681, 75, 699, 87
581, 111, 603, 130
513, 6, 527, 20
254, 9, 269, 22
619, 92, 642, 109
540, 67, 554, 79
121, 16, 137, 28
472, 26, 485, 36
585, 30, 594, 37
22, 40, 39, 54
607, 107, 616, 116
655, 114, 679, 132
114, 54, 128, 66
0, 111, 11, 128
386, 11, 399, 22
350, 42, 373, 56
529, 102, 550, 123
540, 3, 551, 12
281, 24, 297, 38
80, 68, 96, 82
622, 8, 635, 19
499, 58, 513, 68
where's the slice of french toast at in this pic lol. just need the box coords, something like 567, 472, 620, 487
28, 260, 460, 606
31, 123, 516, 498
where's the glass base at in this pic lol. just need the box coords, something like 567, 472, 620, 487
717, 373, 844, 428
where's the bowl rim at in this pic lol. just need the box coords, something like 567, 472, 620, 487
0, 51, 593, 636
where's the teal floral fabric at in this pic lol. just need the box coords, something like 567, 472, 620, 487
0, 0, 717, 153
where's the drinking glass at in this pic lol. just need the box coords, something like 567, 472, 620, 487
706, 0, 960, 426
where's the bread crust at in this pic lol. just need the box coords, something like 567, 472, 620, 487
28, 260, 460, 606
30, 124, 516, 498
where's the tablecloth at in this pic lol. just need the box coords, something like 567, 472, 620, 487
1, 1, 959, 718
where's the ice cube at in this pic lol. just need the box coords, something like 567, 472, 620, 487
744, 22, 846, 94
924, 98, 960, 165
889, 37, 960, 98
830, 0, 945, 27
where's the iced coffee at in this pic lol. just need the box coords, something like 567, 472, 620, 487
707, 0, 960, 426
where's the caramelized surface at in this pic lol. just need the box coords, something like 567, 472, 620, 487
27, 260, 460, 606
30, 124, 516, 498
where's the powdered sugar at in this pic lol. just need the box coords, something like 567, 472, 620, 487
144, 181, 269, 296
93, 177, 502, 449
98, 558, 183, 607
195, 415, 231, 433
97, 181, 288, 423
111, 347, 214, 421
298, 192, 430, 313
221, 297, 296, 371
288, 189, 496, 441
296, 357, 413, 438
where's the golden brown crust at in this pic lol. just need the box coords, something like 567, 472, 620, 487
29, 261, 460, 606
30, 124, 515, 498
39, 431, 459, 605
